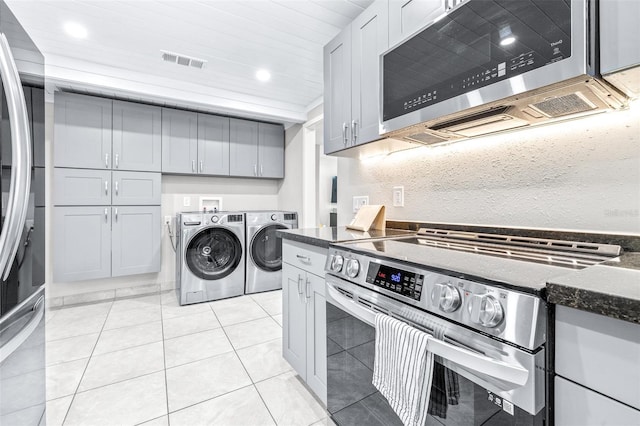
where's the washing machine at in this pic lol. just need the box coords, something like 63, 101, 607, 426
176, 211, 245, 305
245, 211, 298, 294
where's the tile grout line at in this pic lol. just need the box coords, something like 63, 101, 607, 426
160, 295, 171, 426
58, 300, 114, 426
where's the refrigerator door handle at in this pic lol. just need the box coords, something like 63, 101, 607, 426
0, 291, 44, 364
0, 33, 32, 281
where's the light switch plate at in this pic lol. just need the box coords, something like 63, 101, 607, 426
393, 186, 404, 207
183, 196, 191, 207
353, 196, 369, 213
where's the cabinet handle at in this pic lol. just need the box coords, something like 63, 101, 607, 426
115, 181, 119, 196
260, 164, 263, 176
254, 164, 257, 176
191, 160, 195, 173
114, 207, 118, 222
305, 277, 311, 302
342, 122, 349, 146
105, 180, 108, 195
105, 153, 109, 168
199, 160, 203, 173
351, 120, 358, 145
104, 208, 108, 222
296, 254, 311, 263
297, 274, 303, 296
115, 153, 119, 168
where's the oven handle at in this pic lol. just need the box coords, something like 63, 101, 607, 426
326, 283, 529, 388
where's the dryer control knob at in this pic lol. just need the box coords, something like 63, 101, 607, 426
211, 215, 219, 223
271, 214, 277, 221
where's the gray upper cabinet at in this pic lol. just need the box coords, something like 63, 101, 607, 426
53, 206, 112, 282
161, 108, 198, 174
54, 92, 112, 169
53, 168, 111, 206
111, 206, 161, 277
197, 113, 230, 176
324, 0, 388, 155
112, 171, 161, 206
229, 118, 259, 177
324, 27, 352, 155
113, 101, 162, 172
258, 122, 284, 178
388, 0, 446, 48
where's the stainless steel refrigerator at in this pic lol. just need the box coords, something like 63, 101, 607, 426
0, 2, 46, 425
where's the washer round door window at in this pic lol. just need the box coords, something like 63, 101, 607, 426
251, 224, 288, 272
186, 227, 242, 280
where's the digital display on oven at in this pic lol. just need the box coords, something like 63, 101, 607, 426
366, 264, 424, 301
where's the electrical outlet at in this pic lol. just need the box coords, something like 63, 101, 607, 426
353, 196, 369, 213
393, 186, 404, 207
165, 216, 172, 225
183, 196, 191, 207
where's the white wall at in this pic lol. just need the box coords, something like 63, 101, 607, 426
337, 106, 640, 234
316, 144, 338, 227
277, 124, 304, 219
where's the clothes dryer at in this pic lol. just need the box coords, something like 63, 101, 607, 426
245, 211, 297, 294
176, 212, 245, 305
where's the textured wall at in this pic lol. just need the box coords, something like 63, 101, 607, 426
338, 106, 640, 234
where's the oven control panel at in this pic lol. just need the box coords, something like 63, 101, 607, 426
365, 263, 424, 301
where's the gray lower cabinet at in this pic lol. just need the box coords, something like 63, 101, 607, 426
111, 206, 161, 277
53, 206, 112, 282
197, 113, 230, 175
229, 119, 284, 178
112, 171, 161, 206
161, 108, 198, 174
54, 92, 112, 169
282, 240, 327, 404
113, 101, 162, 172
53, 168, 111, 206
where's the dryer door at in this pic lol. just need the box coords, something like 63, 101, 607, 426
251, 224, 288, 272
186, 227, 242, 280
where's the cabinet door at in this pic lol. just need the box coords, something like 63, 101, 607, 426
352, 0, 388, 146
258, 122, 284, 178
229, 118, 259, 177
53, 206, 111, 282
324, 27, 352, 154
113, 101, 162, 172
53, 168, 111, 206
111, 206, 161, 277
282, 263, 307, 379
197, 113, 230, 176
305, 272, 327, 405
388, 0, 446, 47
112, 171, 161, 206
161, 108, 198, 174
54, 92, 112, 169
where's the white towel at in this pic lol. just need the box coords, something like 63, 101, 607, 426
372, 314, 434, 426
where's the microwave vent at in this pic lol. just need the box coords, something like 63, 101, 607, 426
404, 131, 448, 145
529, 92, 596, 118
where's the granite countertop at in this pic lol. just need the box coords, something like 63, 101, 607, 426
276, 226, 415, 248
546, 252, 640, 324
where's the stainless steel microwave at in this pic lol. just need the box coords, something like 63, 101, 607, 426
380, 0, 627, 144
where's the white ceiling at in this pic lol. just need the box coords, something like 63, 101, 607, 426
6, 0, 374, 124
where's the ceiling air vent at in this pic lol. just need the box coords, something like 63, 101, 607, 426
161, 50, 207, 69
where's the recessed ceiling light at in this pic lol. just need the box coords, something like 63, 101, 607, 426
64, 22, 88, 39
500, 36, 516, 46
256, 69, 271, 82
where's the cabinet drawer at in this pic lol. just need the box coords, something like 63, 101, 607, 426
555, 306, 640, 409
283, 240, 327, 276
112, 171, 161, 205
53, 168, 111, 206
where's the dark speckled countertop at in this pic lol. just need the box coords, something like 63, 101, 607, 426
276, 227, 414, 248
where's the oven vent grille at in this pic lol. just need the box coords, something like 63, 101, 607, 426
161, 50, 207, 69
529, 92, 596, 118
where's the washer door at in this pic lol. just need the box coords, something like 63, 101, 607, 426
251, 224, 288, 272
186, 227, 242, 280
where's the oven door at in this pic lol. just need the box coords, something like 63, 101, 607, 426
325, 275, 545, 426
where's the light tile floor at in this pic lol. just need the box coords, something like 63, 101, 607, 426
45, 290, 335, 426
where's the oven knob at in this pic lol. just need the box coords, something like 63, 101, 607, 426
211, 215, 219, 223
330, 255, 344, 273
432, 283, 461, 313
345, 259, 360, 278
468, 295, 504, 328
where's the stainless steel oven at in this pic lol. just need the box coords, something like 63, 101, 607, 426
324, 229, 621, 426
